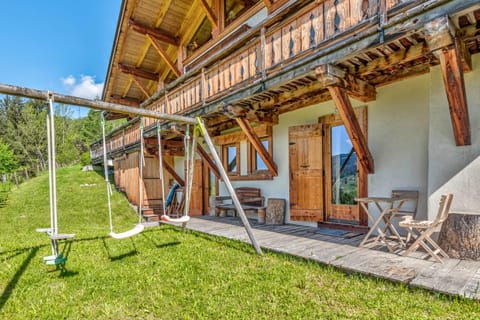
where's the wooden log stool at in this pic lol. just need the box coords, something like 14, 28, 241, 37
266, 198, 285, 225
437, 211, 480, 260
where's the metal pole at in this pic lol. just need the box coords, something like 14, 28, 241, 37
47, 95, 58, 236
101, 113, 114, 233
45, 104, 55, 256
0, 82, 197, 124
197, 118, 262, 255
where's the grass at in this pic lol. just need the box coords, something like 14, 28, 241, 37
0, 166, 479, 319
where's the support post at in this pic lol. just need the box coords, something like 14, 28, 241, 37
328, 86, 374, 174
424, 16, 471, 146
197, 118, 262, 255
236, 117, 277, 176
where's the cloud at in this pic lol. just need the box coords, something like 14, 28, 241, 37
62, 75, 76, 87
62, 75, 104, 100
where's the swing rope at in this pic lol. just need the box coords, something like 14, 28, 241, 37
160, 124, 197, 224
156, 122, 167, 218
138, 119, 145, 224
101, 113, 144, 239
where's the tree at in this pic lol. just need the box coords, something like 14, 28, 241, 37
0, 141, 18, 175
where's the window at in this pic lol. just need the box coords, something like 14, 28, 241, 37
248, 137, 272, 176
330, 125, 357, 205
186, 17, 213, 57
222, 143, 239, 176
217, 124, 273, 180
225, 0, 261, 26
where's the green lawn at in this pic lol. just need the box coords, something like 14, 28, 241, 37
0, 166, 479, 319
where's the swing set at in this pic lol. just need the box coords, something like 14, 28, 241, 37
0, 82, 263, 257
36, 93, 75, 265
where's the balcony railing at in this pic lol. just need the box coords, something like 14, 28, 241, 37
92, 0, 419, 160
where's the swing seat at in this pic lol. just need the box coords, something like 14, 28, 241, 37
49, 233, 75, 240
160, 215, 190, 223
108, 223, 145, 239
43, 253, 67, 265
36, 228, 75, 240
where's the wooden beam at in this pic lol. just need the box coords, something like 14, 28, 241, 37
197, 143, 221, 179
437, 45, 471, 146
108, 95, 140, 107
425, 16, 471, 146
198, 0, 218, 29
456, 36, 472, 73
236, 117, 278, 176
162, 159, 185, 187
121, 78, 134, 98
424, 16, 456, 52
130, 75, 151, 99
0, 82, 197, 124
344, 42, 427, 77
178, 1, 206, 46
316, 64, 376, 102
147, 34, 181, 78
118, 63, 159, 81
425, 16, 471, 72
128, 18, 178, 46
327, 86, 374, 173
154, 0, 174, 27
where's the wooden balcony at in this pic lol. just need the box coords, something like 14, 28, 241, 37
92, 0, 480, 161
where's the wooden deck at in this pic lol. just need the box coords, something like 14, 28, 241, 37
165, 216, 480, 300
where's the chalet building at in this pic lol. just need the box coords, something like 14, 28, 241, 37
91, 0, 480, 229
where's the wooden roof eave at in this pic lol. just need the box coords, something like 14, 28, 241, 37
102, 0, 130, 101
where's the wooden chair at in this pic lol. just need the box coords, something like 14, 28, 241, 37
399, 194, 453, 263
390, 190, 419, 219
384, 190, 419, 242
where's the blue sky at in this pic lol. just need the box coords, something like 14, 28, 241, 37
0, 1, 122, 117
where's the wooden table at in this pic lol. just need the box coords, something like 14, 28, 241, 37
437, 211, 480, 260
355, 196, 412, 252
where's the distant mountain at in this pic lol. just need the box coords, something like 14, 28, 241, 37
331, 152, 357, 178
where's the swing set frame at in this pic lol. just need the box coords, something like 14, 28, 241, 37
0, 82, 263, 255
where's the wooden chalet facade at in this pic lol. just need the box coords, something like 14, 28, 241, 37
90, 0, 480, 228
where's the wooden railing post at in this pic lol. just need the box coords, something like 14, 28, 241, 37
379, 0, 387, 27
201, 68, 206, 105
122, 128, 126, 150
260, 27, 267, 80
165, 91, 170, 114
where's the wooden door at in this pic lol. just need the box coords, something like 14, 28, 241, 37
142, 156, 163, 208
288, 124, 324, 221
321, 108, 367, 226
187, 159, 204, 216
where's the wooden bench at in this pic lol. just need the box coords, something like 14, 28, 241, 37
215, 187, 265, 221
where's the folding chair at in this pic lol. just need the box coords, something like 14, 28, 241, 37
399, 194, 453, 263
384, 190, 419, 243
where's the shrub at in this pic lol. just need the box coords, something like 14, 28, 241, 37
80, 151, 91, 166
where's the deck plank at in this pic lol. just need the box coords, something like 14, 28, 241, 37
163, 216, 480, 299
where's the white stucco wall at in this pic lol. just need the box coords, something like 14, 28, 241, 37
218, 74, 431, 225
368, 75, 430, 220
214, 55, 480, 226
427, 54, 480, 218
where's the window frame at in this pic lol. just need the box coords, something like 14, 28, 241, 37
222, 142, 240, 176
216, 124, 273, 181
247, 135, 273, 178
